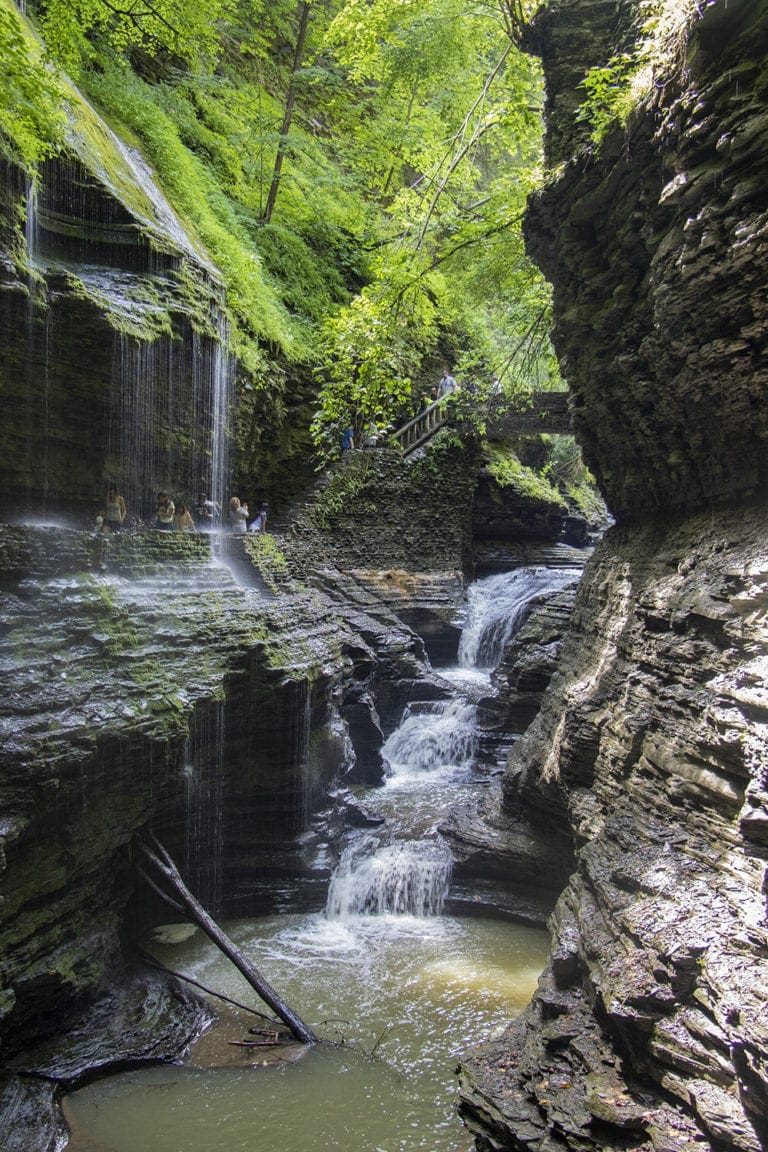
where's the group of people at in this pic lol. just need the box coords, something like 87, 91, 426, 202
434, 368, 502, 401
96, 487, 268, 535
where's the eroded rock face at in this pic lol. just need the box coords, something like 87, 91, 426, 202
0, 143, 230, 523
458, 2, 768, 1149
524, 0, 768, 524
0, 527, 432, 1073
460, 507, 768, 1152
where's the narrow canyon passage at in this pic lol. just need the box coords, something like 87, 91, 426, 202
62, 568, 572, 1152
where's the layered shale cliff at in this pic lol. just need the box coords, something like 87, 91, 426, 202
0, 525, 440, 1149
459, 3, 768, 1151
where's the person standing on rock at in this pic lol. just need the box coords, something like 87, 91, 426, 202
154, 492, 175, 531
341, 425, 355, 452
229, 496, 248, 534
98, 485, 127, 533
194, 492, 219, 531
173, 502, 196, 532
251, 502, 268, 532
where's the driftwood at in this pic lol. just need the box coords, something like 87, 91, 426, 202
138, 949, 282, 1026
137, 833, 318, 1044
228, 1037, 279, 1048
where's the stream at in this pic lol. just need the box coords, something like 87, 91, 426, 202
63, 566, 580, 1152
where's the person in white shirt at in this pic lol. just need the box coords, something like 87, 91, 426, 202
229, 496, 248, 533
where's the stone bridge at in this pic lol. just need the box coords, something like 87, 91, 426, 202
485, 390, 571, 437
390, 390, 571, 457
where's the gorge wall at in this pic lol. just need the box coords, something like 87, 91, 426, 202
0, 111, 232, 523
0, 524, 444, 1149
459, 3, 768, 1151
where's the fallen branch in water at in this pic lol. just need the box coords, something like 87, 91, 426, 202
138, 949, 281, 1026
369, 1023, 395, 1058
136, 832, 318, 1045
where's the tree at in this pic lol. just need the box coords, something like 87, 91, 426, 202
262, 0, 312, 223
35, 0, 233, 75
310, 0, 556, 457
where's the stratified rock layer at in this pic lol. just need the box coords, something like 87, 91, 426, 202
460, 508, 768, 1152
525, 0, 768, 524
0, 528, 430, 1066
458, 2, 768, 1150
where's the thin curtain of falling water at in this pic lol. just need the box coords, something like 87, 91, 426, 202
109, 323, 234, 522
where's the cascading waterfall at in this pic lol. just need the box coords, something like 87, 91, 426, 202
110, 323, 233, 523
326, 839, 453, 918
459, 566, 581, 670
64, 564, 572, 1151
381, 698, 477, 778
326, 566, 582, 923
12, 105, 234, 525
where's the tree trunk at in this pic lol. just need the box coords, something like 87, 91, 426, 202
137, 834, 318, 1044
263, 0, 312, 224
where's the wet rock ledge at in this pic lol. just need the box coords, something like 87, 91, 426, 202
458, 506, 768, 1152
0, 525, 436, 1146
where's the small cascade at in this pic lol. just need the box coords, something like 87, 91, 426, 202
382, 698, 477, 778
326, 564, 583, 929
459, 566, 580, 669
326, 839, 452, 918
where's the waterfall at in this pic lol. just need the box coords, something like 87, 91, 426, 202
326, 839, 452, 918
326, 565, 582, 925
209, 317, 233, 529
110, 323, 233, 523
382, 699, 477, 779
458, 566, 581, 670
183, 700, 226, 914
24, 179, 39, 271
10, 95, 234, 525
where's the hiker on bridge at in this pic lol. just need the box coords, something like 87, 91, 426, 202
435, 368, 456, 400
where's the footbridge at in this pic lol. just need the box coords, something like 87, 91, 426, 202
389, 390, 571, 459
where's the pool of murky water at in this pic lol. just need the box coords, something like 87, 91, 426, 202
64, 911, 547, 1152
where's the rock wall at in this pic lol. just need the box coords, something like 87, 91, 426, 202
458, 3, 768, 1151
524, 0, 768, 524
0, 528, 429, 1086
278, 436, 483, 576
460, 507, 768, 1152
0, 116, 230, 523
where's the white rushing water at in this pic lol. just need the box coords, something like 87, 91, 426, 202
458, 565, 581, 669
326, 838, 453, 918
326, 565, 582, 920
381, 698, 477, 779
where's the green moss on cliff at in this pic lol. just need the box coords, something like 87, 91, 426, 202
486, 444, 568, 511
0, 0, 65, 171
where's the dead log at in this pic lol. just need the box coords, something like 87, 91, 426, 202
138, 950, 281, 1025
137, 833, 318, 1044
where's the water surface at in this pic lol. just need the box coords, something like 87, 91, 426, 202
65, 912, 547, 1152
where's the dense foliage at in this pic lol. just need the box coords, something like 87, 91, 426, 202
1, 0, 564, 468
